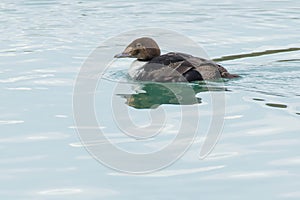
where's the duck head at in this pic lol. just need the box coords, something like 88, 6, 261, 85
114, 37, 161, 61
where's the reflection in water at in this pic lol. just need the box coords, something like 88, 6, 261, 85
213, 47, 300, 62
253, 98, 288, 109
265, 103, 288, 109
252, 97, 300, 115
252, 98, 265, 102
117, 82, 226, 109
277, 59, 300, 62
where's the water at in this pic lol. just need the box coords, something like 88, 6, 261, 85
1, 0, 300, 199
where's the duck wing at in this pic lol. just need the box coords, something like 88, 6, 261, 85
132, 52, 234, 82
132, 53, 195, 82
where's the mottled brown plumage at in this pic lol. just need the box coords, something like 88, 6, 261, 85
114, 37, 239, 82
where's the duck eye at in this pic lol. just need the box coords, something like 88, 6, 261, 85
136, 43, 142, 48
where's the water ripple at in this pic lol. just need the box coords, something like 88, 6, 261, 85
0, 132, 70, 143
202, 170, 292, 180
109, 165, 225, 177
38, 188, 82, 195
0, 120, 24, 125
0, 74, 54, 83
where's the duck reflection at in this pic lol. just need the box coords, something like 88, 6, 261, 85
117, 82, 226, 109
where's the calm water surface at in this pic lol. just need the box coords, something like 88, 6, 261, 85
1, 0, 300, 199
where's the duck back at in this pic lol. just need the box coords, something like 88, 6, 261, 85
130, 52, 221, 82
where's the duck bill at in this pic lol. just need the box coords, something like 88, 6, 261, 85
114, 52, 132, 58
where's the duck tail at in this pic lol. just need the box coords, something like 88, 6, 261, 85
217, 64, 240, 79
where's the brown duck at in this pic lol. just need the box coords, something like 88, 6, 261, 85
114, 37, 239, 82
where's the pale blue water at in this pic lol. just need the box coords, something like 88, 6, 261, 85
1, 0, 300, 199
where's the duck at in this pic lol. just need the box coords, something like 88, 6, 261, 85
114, 37, 239, 82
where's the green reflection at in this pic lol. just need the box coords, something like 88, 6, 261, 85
118, 82, 225, 109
